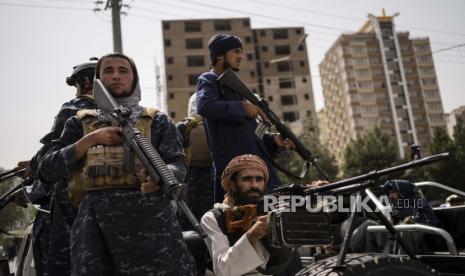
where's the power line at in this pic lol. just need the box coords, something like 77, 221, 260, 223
174, 0, 352, 33
0, 1, 91, 10
137, 0, 465, 48
253, 0, 362, 23
433, 43, 465, 54
435, 59, 465, 65
131, 5, 191, 20
31, 0, 94, 3
397, 24, 465, 37
134, 0, 343, 37
253, 0, 465, 37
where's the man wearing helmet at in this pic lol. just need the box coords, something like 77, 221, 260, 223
13, 58, 97, 276
38, 53, 196, 275
45, 58, 97, 275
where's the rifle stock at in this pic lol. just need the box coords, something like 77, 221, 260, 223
93, 79, 205, 236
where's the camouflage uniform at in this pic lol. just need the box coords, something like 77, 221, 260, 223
39, 112, 196, 275
44, 96, 95, 275
21, 96, 94, 276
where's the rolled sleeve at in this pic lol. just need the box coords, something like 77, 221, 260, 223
201, 211, 268, 276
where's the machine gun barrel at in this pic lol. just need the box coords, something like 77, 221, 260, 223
306, 152, 450, 194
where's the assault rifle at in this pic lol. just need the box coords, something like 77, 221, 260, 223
0, 167, 27, 209
0, 164, 36, 210
218, 69, 329, 180
93, 79, 205, 236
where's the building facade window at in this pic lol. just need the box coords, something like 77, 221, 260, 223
184, 21, 201, 32
185, 38, 203, 49
276, 61, 292, 72
214, 20, 231, 31
166, 57, 173, 64
279, 78, 294, 89
247, 53, 254, 60
275, 45, 291, 55
188, 74, 201, 85
280, 95, 298, 106
273, 29, 288, 39
162, 22, 170, 30
164, 39, 171, 47
187, 56, 205, 67
283, 111, 299, 122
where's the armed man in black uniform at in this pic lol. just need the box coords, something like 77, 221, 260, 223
14, 58, 97, 276
38, 53, 196, 275
45, 58, 97, 275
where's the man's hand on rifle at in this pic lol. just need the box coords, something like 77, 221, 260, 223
246, 215, 267, 244
90, 127, 123, 146
75, 127, 123, 160
273, 134, 295, 151
242, 101, 269, 124
16, 160, 32, 178
138, 169, 160, 193
308, 180, 330, 188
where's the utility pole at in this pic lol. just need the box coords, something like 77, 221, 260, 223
95, 0, 127, 53
109, 0, 123, 53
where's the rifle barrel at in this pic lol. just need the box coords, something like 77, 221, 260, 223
0, 168, 26, 183
308, 152, 450, 194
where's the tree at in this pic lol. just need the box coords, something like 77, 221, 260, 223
0, 167, 34, 257
342, 128, 399, 178
275, 117, 339, 185
424, 121, 465, 193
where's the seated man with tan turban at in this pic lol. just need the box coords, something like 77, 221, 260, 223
200, 154, 302, 276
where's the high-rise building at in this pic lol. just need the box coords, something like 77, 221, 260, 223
319, 11, 446, 165
162, 18, 257, 121
162, 18, 317, 130
253, 27, 317, 128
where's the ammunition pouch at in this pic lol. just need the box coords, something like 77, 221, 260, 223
68, 108, 158, 206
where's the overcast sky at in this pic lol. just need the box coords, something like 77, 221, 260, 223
0, 0, 464, 169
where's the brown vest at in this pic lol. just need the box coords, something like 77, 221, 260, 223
184, 115, 212, 167
68, 108, 158, 206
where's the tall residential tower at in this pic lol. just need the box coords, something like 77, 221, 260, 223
319, 11, 445, 165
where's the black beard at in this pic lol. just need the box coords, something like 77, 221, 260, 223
108, 88, 131, 98
223, 58, 239, 72
232, 187, 264, 205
